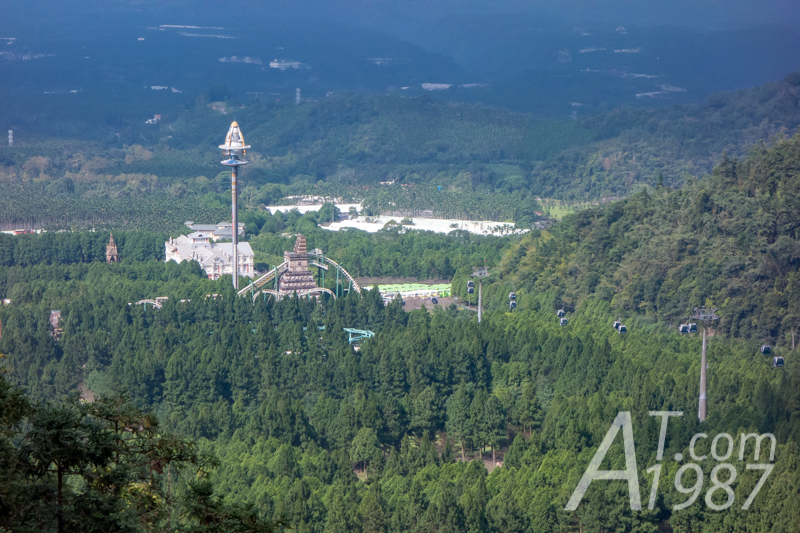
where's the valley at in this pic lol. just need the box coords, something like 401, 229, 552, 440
1, 3, 799, 531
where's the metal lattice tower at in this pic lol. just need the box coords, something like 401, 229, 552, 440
220, 121, 250, 290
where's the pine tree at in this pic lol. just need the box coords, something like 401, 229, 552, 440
324, 488, 350, 533
434, 480, 465, 533
445, 383, 471, 460
469, 388, 489, 460
503, 433, 527, 468
350, 427, 379, 475
441, 434, 455, 463
482, 395, 506, 466
359, 482, 387, 533
367, 446, 384, 480
410, 385, 440, 436
383, 446, 403, 478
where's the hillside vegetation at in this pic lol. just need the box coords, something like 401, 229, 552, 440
1, 258, 798, 531
1, 57, 800, 533
484, 132, 800, 343
1, 72, 799, 230
1, 145, 798, 529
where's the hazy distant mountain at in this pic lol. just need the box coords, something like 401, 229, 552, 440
0, 0, 798, 117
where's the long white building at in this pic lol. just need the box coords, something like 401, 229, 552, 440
165, 232, 255, 280
184, 221, 245, 241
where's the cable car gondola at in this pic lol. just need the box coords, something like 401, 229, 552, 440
557, 309, 565, 318
774, 356, 784, 368
509, 301, 517, 310
468, 287, 474, 294
688, 323, 698, 333
467, 280, 474, 287
509, 292, 516, 300
618, 325, 627, 334
761, 345, 771, 355
431, 297, 438, 304
679, 324, 689, 334
560, 318, 568, 326
613, 320, 621, 330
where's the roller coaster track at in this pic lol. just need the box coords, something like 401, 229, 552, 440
312, 253, 361, 293
343, 328, 375, 344
134, 299, 162, 310
237, 252, 360, 297
237, 262, 289, 296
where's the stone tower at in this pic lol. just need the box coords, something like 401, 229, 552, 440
106, 233, 119, 263
278, 234, 317, 293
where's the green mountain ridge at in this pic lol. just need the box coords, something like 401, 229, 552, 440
1, 140, 799, 529
485, 132, 800, 343
2, 52, 800, 533
1, 71, 799, 230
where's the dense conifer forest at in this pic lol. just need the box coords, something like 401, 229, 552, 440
2, 136, 800, 531
4, 0, 800, 528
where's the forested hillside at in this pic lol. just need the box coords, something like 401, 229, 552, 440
2, 72, 799, 230
1, 252, 798, 531
481, 132, 800, 344
0, 373, 291, 533
2, 66, 800, 533
5, 3, 800, 530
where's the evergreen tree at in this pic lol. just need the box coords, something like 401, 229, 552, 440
445, 383, 471, 460
441, 434, 455, 464
367, 446, 384, 480
382, 446, 403, 478
482, 395, 506, 466
324, 487, 350, 533
359, 482, 387, 533
351, 427, 380, 475
434, 480, 466, 533
410, 385, 441, 436
503, 433, 527, 468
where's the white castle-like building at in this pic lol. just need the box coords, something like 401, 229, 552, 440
165, 231, 255, 280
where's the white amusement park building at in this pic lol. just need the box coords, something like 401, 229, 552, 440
165, 231, 255, 280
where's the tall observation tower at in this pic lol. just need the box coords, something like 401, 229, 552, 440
220, 121, 250, 290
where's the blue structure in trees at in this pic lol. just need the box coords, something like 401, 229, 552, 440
343, 328, 375, 344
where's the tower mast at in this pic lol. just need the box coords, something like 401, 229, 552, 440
220, 121, 250, 290
691, 307, 719, 422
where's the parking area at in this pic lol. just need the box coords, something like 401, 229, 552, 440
399, 295, 460, 311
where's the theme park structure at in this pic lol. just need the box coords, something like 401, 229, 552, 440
238, 234, 361, 301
